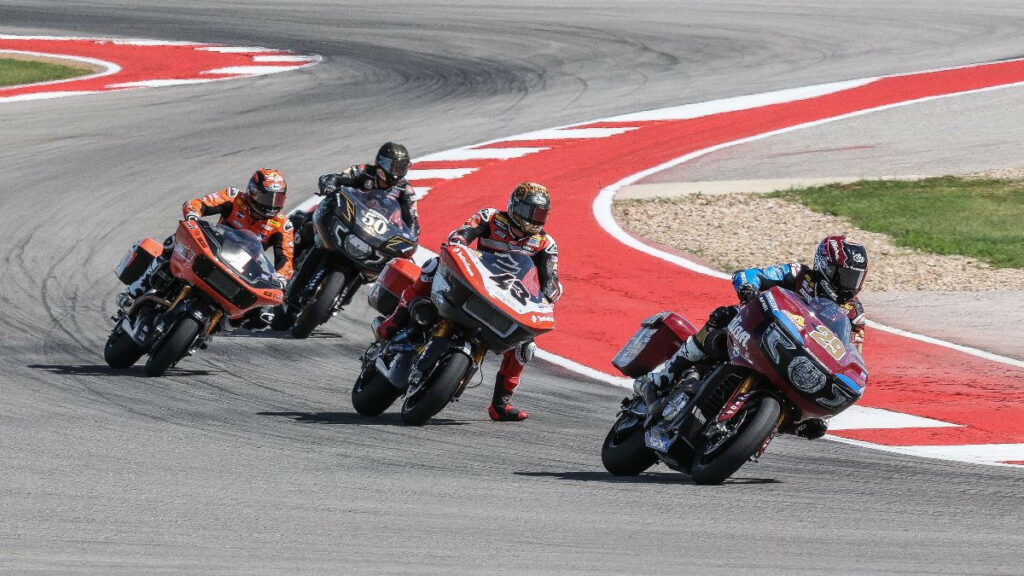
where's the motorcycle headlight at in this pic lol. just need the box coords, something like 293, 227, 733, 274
787, 355, 828, 393
343, 234, 373, 259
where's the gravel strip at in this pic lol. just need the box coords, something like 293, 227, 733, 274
614, 190, 1024, 292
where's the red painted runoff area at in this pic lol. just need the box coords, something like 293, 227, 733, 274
409, 59, 1024, 451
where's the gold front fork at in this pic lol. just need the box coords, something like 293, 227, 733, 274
169, 285, 192, 310
204, 310, 223, 340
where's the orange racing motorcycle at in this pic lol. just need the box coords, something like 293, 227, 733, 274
351, 244, 556, 425
105, 220, 284, 376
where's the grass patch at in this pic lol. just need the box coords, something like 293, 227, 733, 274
773, 176, 1024, 269
0, 58, 93, 87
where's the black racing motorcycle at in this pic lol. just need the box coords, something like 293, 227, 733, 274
274, 186, 418, 338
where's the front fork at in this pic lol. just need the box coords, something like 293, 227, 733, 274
708, 373, 785, 462
407, 321, 482, 400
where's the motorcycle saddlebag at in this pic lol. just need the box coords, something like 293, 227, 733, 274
612, 311, 698, 378
367, 257, 421, 315
114, 237, 163, 285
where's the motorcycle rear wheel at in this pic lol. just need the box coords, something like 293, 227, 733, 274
291, 269, 346, 339
145, 316, 202, 377
601, 413, 658, 476
689, 394, 780, 485
103, 324, 145, 369
400, 352, 470, 426
351, 365, 402, 416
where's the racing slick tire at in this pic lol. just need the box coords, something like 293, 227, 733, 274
103, 324, 145, 369
145, 316, 202, 377
601, 414, 658, 476
290, 270, 346, 339
689, 394, 781, 485
351, 366, 402, 416
400, 352, 470, 426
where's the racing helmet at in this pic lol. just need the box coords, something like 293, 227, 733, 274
246, 168, 287, 219
374, 142, 411, 186
813, 235, 868, 304
507, 182, 550, 236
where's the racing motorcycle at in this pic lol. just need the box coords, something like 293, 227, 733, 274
105, 220, 284, 376
601, 287, 867, 484
351, 244, 556, 425
274, 186, 418, 338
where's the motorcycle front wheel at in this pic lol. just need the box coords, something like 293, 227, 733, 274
601, 409, 658, 476
351, 364, 403, 416
291, 269, 347, 339
688, 394, 780, 485
103, 323, 145, 369
400, 352, 470, 426
145, 316, 202, 377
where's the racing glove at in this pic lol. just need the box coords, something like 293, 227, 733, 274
317, 174, 339, 196
737, 283, 759, 304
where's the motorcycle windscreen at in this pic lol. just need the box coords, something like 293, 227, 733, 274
339, 187, 418, 255
204, 225, 279, 287
477, 250, 548, 305
804, 297, 863, 365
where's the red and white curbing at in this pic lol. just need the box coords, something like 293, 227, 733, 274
0, 35, 321, 103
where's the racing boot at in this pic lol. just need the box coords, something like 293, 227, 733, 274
488, 380, 529, 421
489, 353, 529, 421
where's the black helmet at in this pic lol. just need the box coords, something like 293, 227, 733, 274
813, 235, 868, 304
507, 182, 550, 235
245, 168, 287, 219
374, 142, 411, 186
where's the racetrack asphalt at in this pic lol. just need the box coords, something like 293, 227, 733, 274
1, 1, 1023, 573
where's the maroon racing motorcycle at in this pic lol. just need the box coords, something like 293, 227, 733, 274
601, 286, 868, 484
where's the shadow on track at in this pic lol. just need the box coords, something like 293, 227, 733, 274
29, 364, 219, 377
217, 330, 344, 340
257, 410, 471, 426
515, 470, 780, 486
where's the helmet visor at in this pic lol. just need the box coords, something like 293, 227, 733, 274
376, 155, 409, 182
510, 200, 549, 228
829, 265, 865, 300
250, 186, 286, 218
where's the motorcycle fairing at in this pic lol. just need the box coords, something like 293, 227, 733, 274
170, 220, 283, 318
728, 286, 866, 420
440, 244, 555, 331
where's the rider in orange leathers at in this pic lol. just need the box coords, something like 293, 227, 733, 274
120, 169, 294, 327
375, 182, 561, 421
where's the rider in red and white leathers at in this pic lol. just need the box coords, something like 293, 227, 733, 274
375, 182, 561, 421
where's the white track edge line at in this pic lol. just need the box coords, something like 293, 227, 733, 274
0, 50, 121, 89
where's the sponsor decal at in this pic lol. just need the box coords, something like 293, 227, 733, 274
454, 248, 475, 277
782, 310, 805, 330
173, 242, 195, 263
530, 314, 555, 323
727, 316, 750, 349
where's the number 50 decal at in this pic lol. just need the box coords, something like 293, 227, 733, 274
361, 212, 389, 235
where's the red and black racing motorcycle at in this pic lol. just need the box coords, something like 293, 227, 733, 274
351, 244, 556, 425
601, 286, 867, 484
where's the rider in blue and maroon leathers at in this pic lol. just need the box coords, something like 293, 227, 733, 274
375, 182, 561, 421
636, 235, 868, 439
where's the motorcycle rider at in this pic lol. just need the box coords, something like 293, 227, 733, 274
374, 182, 561, 421
119, 168, 294, 328
291, 142, 420, 260
635, 235, 868, 439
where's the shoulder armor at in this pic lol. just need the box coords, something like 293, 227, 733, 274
227, 187, 239, 198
